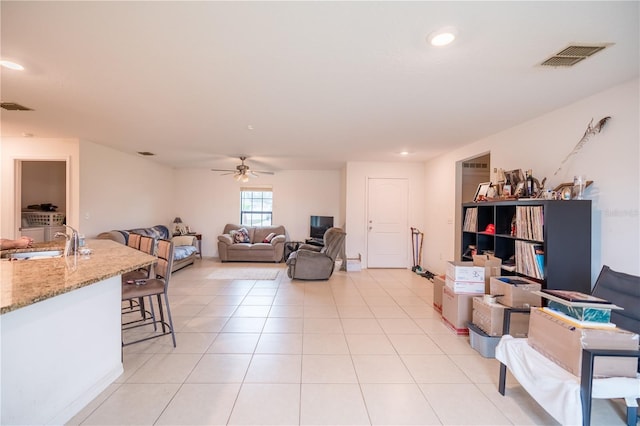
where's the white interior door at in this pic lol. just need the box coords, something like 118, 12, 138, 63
367, 178, 409, 268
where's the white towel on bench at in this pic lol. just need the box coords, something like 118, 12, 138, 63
496, 335, 640, 426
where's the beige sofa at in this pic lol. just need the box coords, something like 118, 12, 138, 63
218, 224, 286, 262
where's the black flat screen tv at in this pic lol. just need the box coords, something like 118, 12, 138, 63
310, 215, 334, 239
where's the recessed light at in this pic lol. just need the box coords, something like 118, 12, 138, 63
427, 27, 457, 47
399, 151, 410, 156
0, 60, 25, 70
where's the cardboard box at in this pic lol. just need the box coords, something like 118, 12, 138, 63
490, 276, 542, 308
441, 286, 477, 335
445, 276, 485, 294
472, 254, 502, 292
346, 254, 362, 271
472, 297, 529, 337
527, 308, 639, 378
433, 275, 445, 313
446, 261, 485, 282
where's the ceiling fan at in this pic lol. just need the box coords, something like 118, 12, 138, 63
211, 156, 274, 182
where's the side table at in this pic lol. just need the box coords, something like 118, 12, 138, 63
191, 233, 202, 259
284, 241, 303, 262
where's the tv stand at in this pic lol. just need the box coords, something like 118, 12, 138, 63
305, 238, 324, 247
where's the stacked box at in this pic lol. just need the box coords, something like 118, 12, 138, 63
472, 254, 502, 292
446, 261, 485, 294
489, 276, 542, 308
433, 275, 445, 313
445, 276, 485, 294
527, 308, 639, 378
447, 261, 485, 282
441, 286, 476, 334
472, 297, 529, 337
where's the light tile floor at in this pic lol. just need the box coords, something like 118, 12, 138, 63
69, 259, 631, 425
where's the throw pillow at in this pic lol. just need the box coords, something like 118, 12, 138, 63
172, 235, 194, 246
263, 232, 277, 243
231, 228, 250, 243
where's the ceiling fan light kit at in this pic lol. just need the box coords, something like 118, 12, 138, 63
235, 173, 250, 183
212, 156, 274, 182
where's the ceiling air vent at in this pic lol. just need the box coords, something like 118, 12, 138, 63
137, 151, 155, 156
1, 102, 33, 111
540, 44, 610, 67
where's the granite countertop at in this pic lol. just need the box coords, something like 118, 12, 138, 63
1, 239, 156, 314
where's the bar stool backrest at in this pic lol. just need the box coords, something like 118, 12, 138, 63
127, 233, 142, 250
155, 239, 174, 282
139, 235, 155, 255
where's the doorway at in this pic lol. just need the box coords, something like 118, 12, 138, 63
366, 177, 409, 268
461, 154, 491, 202
454, 153, 490, 259
16, 160, 68, 242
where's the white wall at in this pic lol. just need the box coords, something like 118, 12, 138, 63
424, 78, 640, 283
21, 161, 66, 211
1, 138, 80, 238
345, 161, 426, 269
79, 141, 176, 237
172, 168, 343, 257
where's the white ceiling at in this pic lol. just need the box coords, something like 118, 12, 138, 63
1, 1, 638, 172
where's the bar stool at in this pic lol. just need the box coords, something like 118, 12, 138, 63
122, 239, 176, 347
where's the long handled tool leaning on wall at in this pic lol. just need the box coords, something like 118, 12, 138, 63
410, 227, 423, 273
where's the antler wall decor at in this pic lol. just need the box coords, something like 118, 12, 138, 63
553, 116, 611, 176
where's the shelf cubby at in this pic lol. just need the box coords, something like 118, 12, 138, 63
461, 199, 591, 293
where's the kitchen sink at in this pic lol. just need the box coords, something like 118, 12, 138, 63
7, 250, 63, 260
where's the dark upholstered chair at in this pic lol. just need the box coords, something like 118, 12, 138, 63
580, 265, 640, 425
286, 227, 346, 280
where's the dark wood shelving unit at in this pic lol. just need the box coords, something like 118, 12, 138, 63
461, 199, 592, 293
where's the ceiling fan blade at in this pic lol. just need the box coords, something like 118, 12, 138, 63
253, 170, 275, 175
211, 168, 236, 172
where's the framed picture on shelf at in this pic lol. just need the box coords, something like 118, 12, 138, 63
505, 169, 525, 186
502, 183, 512, 197
474, 182, 492, 202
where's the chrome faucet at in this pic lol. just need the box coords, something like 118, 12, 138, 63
54, 225, 79, 257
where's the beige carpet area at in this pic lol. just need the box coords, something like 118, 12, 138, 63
206, 267, 280, 280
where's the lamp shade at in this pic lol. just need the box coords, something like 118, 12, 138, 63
173, 217, 183, 224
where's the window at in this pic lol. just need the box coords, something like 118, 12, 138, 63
240, 188, 273, 226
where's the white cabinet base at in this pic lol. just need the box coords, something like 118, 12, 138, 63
1, 276, 123, 425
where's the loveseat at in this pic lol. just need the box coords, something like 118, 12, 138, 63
218, 224, 286, 262
97, 225, 198, 272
